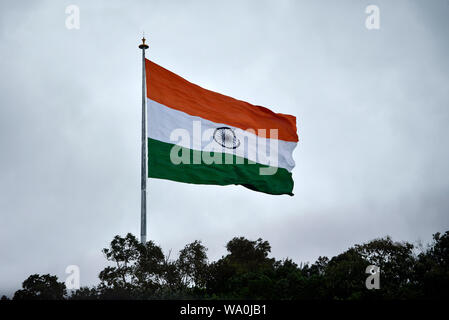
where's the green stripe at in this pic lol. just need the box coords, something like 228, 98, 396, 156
148, 138, 294, 196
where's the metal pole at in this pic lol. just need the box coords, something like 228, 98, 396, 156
139, 37, 149, 244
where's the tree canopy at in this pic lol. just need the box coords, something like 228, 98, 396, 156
11, 230, 449, 300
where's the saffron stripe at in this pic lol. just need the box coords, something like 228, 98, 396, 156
146, 59, 298, 142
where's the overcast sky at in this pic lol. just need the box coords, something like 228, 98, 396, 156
1, 0, 448, 296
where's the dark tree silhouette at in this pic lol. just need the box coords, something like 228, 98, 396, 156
177, 240, 208, 289
13, 274, 66, 300
414, 231, 449, 299
9, 230, 449, 300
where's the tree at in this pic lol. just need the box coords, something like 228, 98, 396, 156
12, 230, 449, 300
69, 286, 99, 300
321, 237, 418, 300
323, 248, 369, 300
97, 233, 140, 298
226, 237, 272, 271
13, 274, 66, 300
98, 233, 168, 299
206, 237, 276, 299
414, 231, 449, 299
353, 236, 416, 299
134, 238, 170, 297
177, 240, 208, 289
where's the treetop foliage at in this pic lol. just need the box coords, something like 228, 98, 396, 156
11, 231, 449, 300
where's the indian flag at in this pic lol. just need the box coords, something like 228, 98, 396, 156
145, 59, 298, 195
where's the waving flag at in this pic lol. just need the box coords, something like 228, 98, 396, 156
145, 59, 298, 195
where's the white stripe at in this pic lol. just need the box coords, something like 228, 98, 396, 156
147, 99, 296, 171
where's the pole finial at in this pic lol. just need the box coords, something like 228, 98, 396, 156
139, 36, 149, 50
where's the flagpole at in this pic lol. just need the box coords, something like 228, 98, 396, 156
139, 37, 149, 244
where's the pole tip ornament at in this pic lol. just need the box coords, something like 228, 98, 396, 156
139, 37, 149, 50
